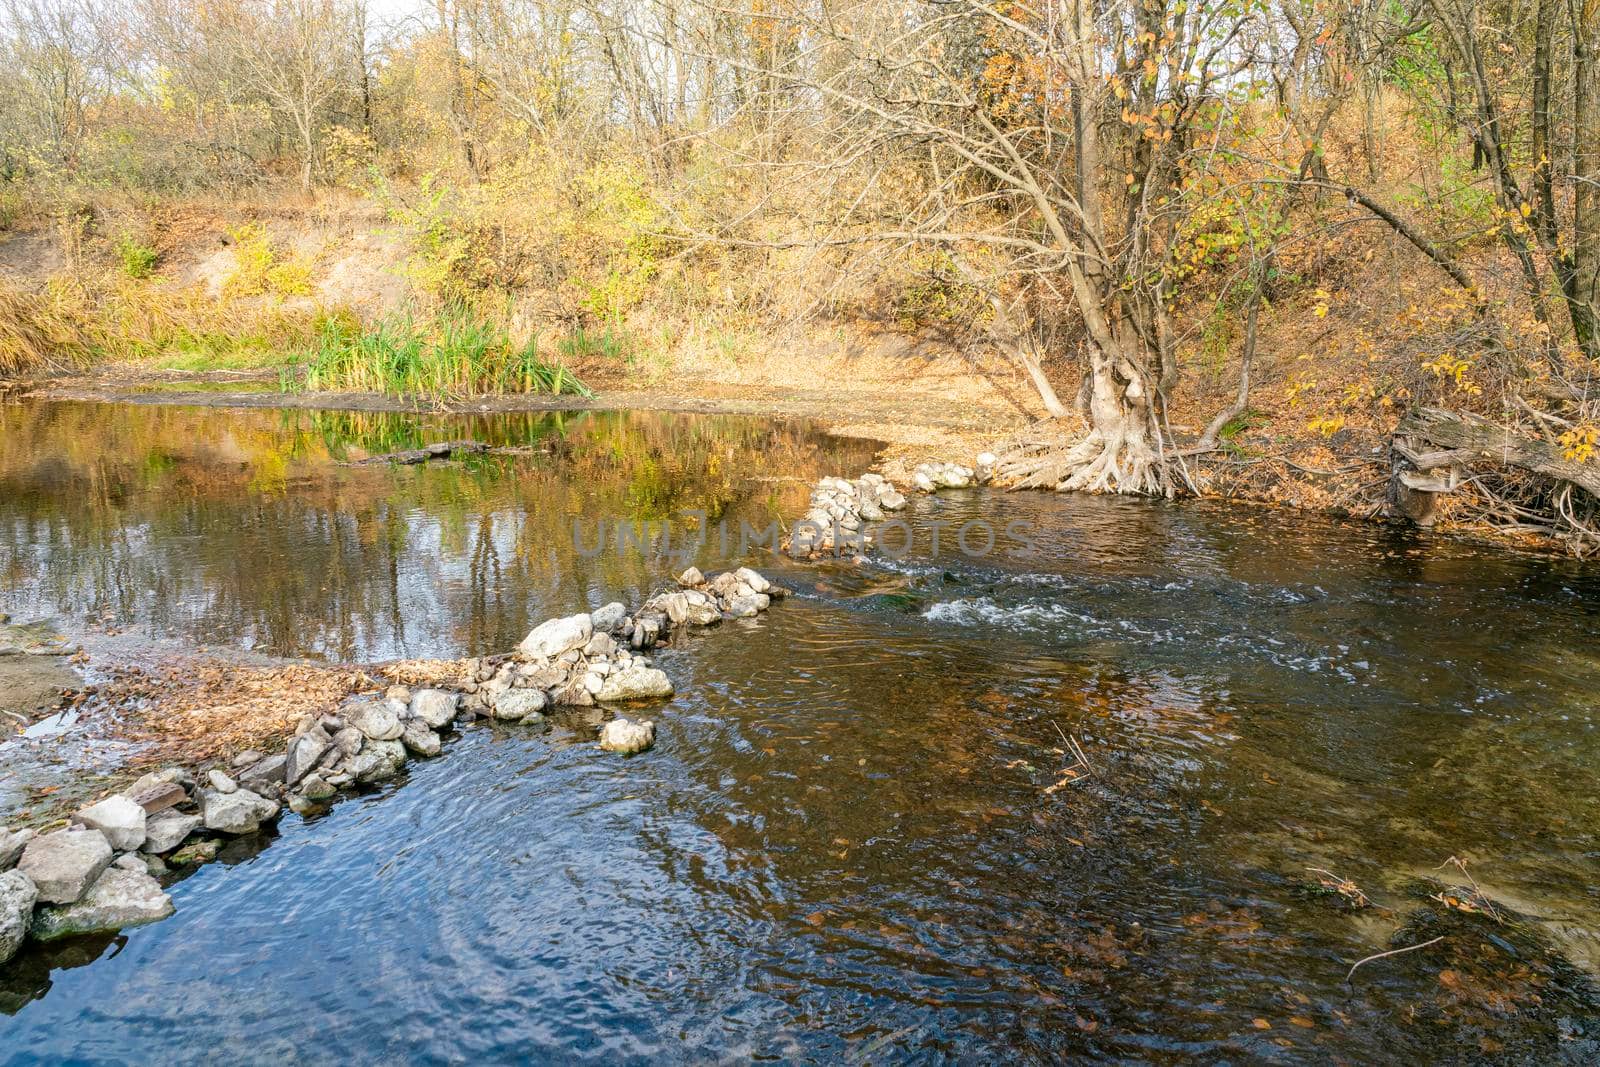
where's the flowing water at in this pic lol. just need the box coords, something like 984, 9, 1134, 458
2, 399, 1599, 1064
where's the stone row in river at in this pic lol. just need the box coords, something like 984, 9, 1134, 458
0, 566, 783, 966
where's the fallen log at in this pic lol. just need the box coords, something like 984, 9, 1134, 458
1396, 408, 1600, 498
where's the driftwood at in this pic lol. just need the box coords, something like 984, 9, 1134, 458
1390, 407, 1600, 525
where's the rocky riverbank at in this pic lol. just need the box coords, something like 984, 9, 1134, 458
0, 566, 784, 967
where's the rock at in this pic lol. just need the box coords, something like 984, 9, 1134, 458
348, 699, 404, 741
71, 796, 147, 852
598, 718, 656, 755
142, 811, 201, 854
113, 853, 146, 873
0, 870, 37, 965
138, 853, 168, 876
553, 682, 595, 706
385, 684, 412, 706
349, 739, 407, 783
676, 566, 705, 587
230, 750, 263, 769
734, 567, 770, 593
285, 729, 331, 787
299, 775, 336, 801
400, 719, 441, 757
410, 689, 459, 729
490, 688, 547, 722
0, 828, 35, 871
583, 632, 617, 657
170, 838, 221, 866
660, 592, 690, 625
589, 602, 627, 633
582, 671, 605, 695
975, 451, 997, 482
238, 753, 287, 791
207, 769, 238, 794
30, 866, 173, 941
724, 595, 763, 619
596, 661, 674, 702
913, 469, 936, 493
879, 489, 907, 510
520, 614, 593, 659
125, 780, 186, 816
19, 829, 113, 904
201, 787, 280, 835
331, 726, 364, 756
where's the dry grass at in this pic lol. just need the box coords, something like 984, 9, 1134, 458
0, 278, 88, 377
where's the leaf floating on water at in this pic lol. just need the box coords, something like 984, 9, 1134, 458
1252, 1018, 1272, 1030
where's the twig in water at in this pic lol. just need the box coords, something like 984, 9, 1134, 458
1044, 722, 1095, 794
1306, 867, 1372, 908
1434, 855, 1502, 924
1346, 936, 1446, 983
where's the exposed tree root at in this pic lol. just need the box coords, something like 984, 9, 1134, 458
996, 425, 1175, 497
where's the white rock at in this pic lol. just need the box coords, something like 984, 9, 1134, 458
142, 811, 201, 854
18, 829, 114, 904
596, 661, 674, 702
30, 866, 173, 941
733, 567, 770, 593
72, 795, 148, 852
201, 787, 280, 835
676, 566, 705, 587
913, 470, 937, 492
582, 671, 605, 695
598, 718, 656, 754
879, 489, 907, 510
349, 700, 404, 741
490, 688, 547, 722
207, 769, 238, 794
409, 689, 459, 729
0, 869, 37, 964
583, 632, 617, 657
521, 614, 594, 659
724, 595, 763, 619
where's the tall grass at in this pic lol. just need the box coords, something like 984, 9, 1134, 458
0, 280, 87, 378
300, 311, 593, 399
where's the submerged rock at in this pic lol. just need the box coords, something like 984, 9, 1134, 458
142, 811, 201, 855
71, 795, 148, 852
409, 689, 459, 730
30, 866, 173, 941
596, 661, 673, 702
169, 839, 221, 866
520, 614, 593, 659
201, 787, 280, 835
598, 718, 656, 754
18, 829, 113, 905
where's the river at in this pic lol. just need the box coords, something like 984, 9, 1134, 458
1, 399, 1597, 1063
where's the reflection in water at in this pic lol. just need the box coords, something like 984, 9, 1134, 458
2, 400, 1600, 1062
0, 402, 878, 660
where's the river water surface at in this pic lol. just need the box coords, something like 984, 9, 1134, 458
1, 399, 1598, 1064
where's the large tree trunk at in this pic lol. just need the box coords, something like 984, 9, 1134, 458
1570, 0, 1600, 358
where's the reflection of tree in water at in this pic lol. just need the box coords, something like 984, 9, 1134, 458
0, 401, 877, 660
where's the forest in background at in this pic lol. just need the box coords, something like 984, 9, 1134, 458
0, 0, 1598, 548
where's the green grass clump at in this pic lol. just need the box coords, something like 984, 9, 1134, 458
300, 311, 593, 399
114, 235, 160, 279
